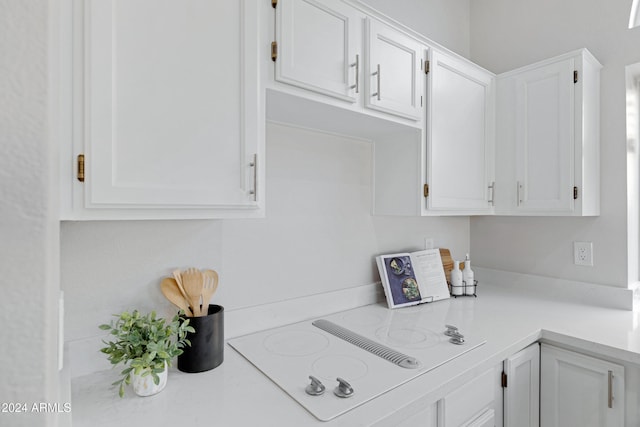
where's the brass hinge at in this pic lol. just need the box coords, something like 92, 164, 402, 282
501, 371, 508, 388
271, 41, 278, 61
573, 186, 578, 200
574, 70, 578, 84
271, 0, 277, 8
423, 183, 429, 198
425, 60, 430, 75
77, 154, 85, 182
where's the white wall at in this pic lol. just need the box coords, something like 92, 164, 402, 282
0, 1, 60, 426
469, 0, 640, 288
62, 123, 470, 344
360, 0, 470, 57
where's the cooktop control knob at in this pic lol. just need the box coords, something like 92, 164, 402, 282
444, 324, 459, 337
305, 375, 326, 396
449, 332, 465, 345
334, 377, 354, 398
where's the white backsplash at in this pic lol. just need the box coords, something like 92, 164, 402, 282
61, 123, 470, 357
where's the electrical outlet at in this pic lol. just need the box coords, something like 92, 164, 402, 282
574, 241, 593, 266
424, 237, 434, 249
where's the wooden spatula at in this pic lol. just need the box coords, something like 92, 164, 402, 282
182, 267, 204, 316
439, 248, 454, 283
172, 269, 189, 300
201, 270, 219, 314
160, 277, 193, 317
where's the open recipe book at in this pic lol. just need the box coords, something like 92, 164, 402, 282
375, 249, 450, 308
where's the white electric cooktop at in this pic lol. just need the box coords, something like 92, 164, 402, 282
228, 302, 486, 421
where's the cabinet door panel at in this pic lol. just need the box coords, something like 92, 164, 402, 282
85, 0, 257, 209
504, 343, 539, 427
394, 401, 437, 427
428, 50, 494, 212
466, 409, 495, 427
515, 58, 574, 212
366, 18, 422, 120
276, 0, 361, 101
541, 344, 624, 427
443, 368, 495, 427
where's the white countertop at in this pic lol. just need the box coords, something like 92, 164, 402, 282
70, 283, 640, 427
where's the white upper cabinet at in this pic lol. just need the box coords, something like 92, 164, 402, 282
275, 0, 363, 102
272, 1, 424, 123
60, 0, 263, 220
514, 59, 574, 212
373, 49, 495, 216
365, 18, 424, 121
495, 49, 601, 216
427, 49, 495, 213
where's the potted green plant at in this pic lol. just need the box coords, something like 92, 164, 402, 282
99, 310, 195, 397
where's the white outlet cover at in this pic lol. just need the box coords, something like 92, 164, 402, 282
424, 237, 434, 249
574, 241, 593, 266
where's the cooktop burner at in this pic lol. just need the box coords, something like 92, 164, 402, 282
228, 303, 486, 421
375, 326, 443, 349
263, 330, 329, 356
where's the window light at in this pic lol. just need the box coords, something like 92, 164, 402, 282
630, 0, 640, 29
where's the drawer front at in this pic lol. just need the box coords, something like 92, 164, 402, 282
465, 409, 495, 427
443, 369, 495, 427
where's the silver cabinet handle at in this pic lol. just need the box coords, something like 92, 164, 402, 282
249, 154, 257, 201
608, 370, 613, 408
488, 181, 495, 206
371, 64, 381, 100
349, 54, 359, 93
516, 181, 523, 206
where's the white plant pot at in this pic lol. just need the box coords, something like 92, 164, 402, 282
131, 362, 168, 397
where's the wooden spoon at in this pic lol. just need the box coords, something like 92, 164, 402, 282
201, 269, 219, 314
172, 269, 189, 300
182, 267, 204, 316
160, 277, 193, 317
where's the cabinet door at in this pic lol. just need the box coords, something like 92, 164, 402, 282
427, 50, 495, 212
504, 343, 540, 427
365, 18, 423, 120
275, 0, 362, 102
75, 0, 261, 217
514, 58, 574, 213
540, 344, 624, 427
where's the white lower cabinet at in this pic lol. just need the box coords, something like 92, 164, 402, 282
540, 344, 624, 427
390, 342, 634, 427
503, 343, 540, 427
467, 410, 496, 427
393, 402, 438, 427
440, 366, 502, 427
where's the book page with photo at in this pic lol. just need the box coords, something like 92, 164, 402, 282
376, 249, 450, 308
